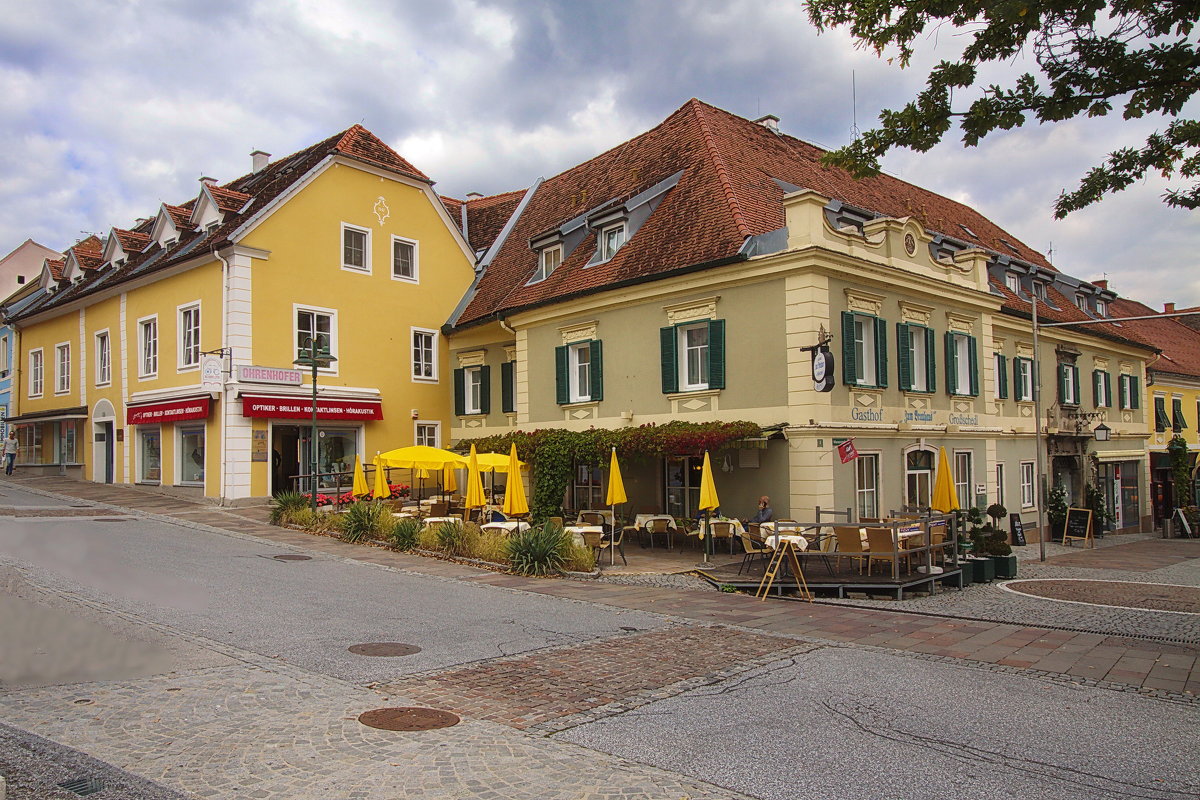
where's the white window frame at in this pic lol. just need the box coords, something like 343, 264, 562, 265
1061, 363, 1079, 405
54, 342, 70, 394
952, 334, 972, 396
531, 245, 563, 284
1095, 369, 1112, 408
340, 222, 371, 274
904, 446, 936, 511
995, 462, 1006, 508
463, 366, 484, 415
391, 235, 419, 283
678, 322, 710, 391
1119, 373, 1137, 410
568, 341, 591, 402
138, 315, 158, 378
954, 450, 973, 510
855, 452, 880, 520
414, 421, 441, 448
1020, 461, 1036, 508
1032, 281, 1046, 300
1095, 299, 1108, 316
177, 425, 205, 487
294, 304, 338, 375
410, 327, 438, 382
1076, 294, 1088, 310
852, 316, 877, 386
28, 348, 43, 397
993, 352, 1005, 399
1004, 273, 1020, 293
598, 222, 626, 262
909, 326, 929, 392
178, 302, 201, 370
1015, 357, 1033, 402
0, 335, 9, 377
94, 330, 111, 386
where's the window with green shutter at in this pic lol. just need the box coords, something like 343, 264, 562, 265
1173, 397, 1188, 431
994, 353, 1008, 399
455, 365, 489, 415
557, 340, 603, 404
1058, 364, 1080, 405
661, 320, 725, 393
1013, 357, 1033, 402
841, 311, 886, 388
453, 367, 465, 416
945, 332, 978, 396
501, 361, 515, 413
1093, 370, 1112, 408
1154, 396, 1170, 431
897, 323, 934, 392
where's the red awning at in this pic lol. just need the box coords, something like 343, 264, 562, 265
126, 397, 211, 425
241, 395, 383, 421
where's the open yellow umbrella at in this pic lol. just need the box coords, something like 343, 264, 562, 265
698, 451, 720, 562
372, 454, 390, 500
351, 454, 370, 499
377, 445, 466, 471
474, 452, 525, 473
931, 446, 959, 513
501, 443, 528, 517
464, 443, 486, 513
604, 447, 627, 565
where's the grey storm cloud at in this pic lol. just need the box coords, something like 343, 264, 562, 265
0, 0, 1195, 307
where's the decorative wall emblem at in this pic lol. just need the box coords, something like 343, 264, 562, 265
904, 233, 916, 256
373, 196, 390, 226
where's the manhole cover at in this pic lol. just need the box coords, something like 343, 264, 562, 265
273, 554, 312, 561
358, 707, 459, 731
348, 642, 421, 657
58, 777, 105, 796
93, 518, 127, 522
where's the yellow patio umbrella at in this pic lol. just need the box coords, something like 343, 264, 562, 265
698, 451, 720, 562
442, 463, 458, 493
351, 454, 370, 499
604, 447, 627, 565
464, 443, 487, 513
473, 452, 525, 473
372, 454, 390, 500
377, 445, 466, 471
930, 446, 959, 513
501, 443, 528, 517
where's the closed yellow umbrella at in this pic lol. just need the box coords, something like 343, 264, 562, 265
372, 454, 390, 500
501, 443, 528, 517
604, 447, 627, 565
931, 446, 959, 513
351, 454, 370, 499
464, 443, 486, 511
698, 451, 720, 563
442, 463, 458, 493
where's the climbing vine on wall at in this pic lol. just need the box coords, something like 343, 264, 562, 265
456, 421, 762, 521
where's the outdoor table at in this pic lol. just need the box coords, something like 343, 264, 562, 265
421, 516, 460, 529
481, 520, 531, 536
563, 524, 603, 550
576, 509, 614, 526
633, 514, 677, 548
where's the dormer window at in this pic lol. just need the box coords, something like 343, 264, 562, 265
1096, 299, 1108, 316
530, 245, 562, 284
1004, 273, 1020, 293
599, 223, 625, 262
1032, 281, 1046, 300
1076, 294, 1088, 310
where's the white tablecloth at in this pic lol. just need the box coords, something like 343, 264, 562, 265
633, 514, 677, 530
698, 518, 744, 540
563, 524, 604, 549
481, 520, 531, 535
422, 516, 460, 529
765, 533, 810, 551
576, 509, 614, 526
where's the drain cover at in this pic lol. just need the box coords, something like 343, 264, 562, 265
359, 707, 459, 731
58, 777, 105, 796
348, 642, 421, 657
273, 554, 312, 561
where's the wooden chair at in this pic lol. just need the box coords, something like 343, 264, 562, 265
833, 526, 868, 573
548, 516, 564, 530
596, 526, 627, 566
428, 501, 449, 518
929, 528, 947, 566
645, 518, 673, 549
579, 511, 606, 526
865, 527, 910, 576
581, 530, 605, 562
708, 521, 736, 555
738, 531, 771, 575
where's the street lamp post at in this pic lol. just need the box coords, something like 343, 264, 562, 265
294, 336, 336, 513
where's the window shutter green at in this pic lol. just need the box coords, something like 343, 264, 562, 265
1058, 365, 1068, 404
453, 368, 465, 416
501, 361, 515, 413
1130, 376, 1140, 409
945, 332, 957, 395
1174, 398, 1187, 430
1092, 370, 1102, 407
1071, 366, 1080, 405
479, 365, 491, 414
1104, 372, 1112, 408
925, 329, 936, 393
588, 340, 603, 401
997, 354, 1008, 399
897, 323, 912, 391
841, 312, 856, 385
1014, 358, 1023, 400
555, 345, 568, 405
966, 336, 978, 396
1155, 397, 1169, 431
659, 326, 677, 394
707, 319, 725, 390
874, 317, 888, 388
1119, 375, 1128, 408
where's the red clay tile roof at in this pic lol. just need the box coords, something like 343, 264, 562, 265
454, 99, 1056, 328
111, 228, 150, 252
163, 204, 194, 230
45, 258, 65, 281
335, 125, 429, 183
207, 185, 253, 213
465, 190, 525, 253
1107, 298, 1200, 378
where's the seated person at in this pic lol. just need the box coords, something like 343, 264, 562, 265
744, 496, 773, 527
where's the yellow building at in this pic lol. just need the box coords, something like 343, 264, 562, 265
6, 127, 477, 503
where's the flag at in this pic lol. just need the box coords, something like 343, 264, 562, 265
837, 439, 858, 464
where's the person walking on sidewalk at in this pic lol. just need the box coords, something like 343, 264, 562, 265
2, 430, 18, 475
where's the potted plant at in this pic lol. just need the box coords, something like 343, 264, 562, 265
1047, 483, 1068, 542
963, 507, 995, 583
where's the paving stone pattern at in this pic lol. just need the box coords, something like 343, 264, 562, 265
383, 625, 804, 730
1007, 578, 1200, 613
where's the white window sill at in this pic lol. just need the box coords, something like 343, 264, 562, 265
562, 400, 599, 410
411, 375, 438, 384
177, 365, 199, 373
340, 264, 371, 275
667, 388, 721, 401
95, 381, 112, 389
391, 275, 419, 284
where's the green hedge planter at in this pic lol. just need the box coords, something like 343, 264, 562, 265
992, 554, 1018, 579
952, 560, 973, 586
967, 556, 995, 583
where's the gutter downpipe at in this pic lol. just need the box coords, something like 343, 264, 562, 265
1032, 295, 1047, 562
215, 246, 231, 505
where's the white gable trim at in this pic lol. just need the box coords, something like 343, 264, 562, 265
61, 252, 81, 283
150, 204, 180, 248
191, 186, 224, 231
101, 229, 126, 266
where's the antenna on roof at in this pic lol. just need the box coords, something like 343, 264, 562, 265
1047, 241, 1054, 263
851, 70, 860, 142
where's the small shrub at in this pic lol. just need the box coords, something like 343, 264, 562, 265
562, 541, 596, 572
270, 491, 309, 525
435, 520, 469, 556
341, 501, 393, 543
292, 508, 341, 534
389, 517, 424, 551
508, 522, 568, 576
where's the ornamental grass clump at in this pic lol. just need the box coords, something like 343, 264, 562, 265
270, 491, 310, 526
508, 521, 569, 576
341, 501, 393, 544
434, 520, 470, 557
388, 516, 424, 551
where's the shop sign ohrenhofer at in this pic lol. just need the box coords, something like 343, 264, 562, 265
236, 365, 304, 386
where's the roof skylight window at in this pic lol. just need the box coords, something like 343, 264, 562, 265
959, 224, 978, 239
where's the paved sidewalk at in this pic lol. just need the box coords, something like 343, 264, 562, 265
6, 475, 1200, 699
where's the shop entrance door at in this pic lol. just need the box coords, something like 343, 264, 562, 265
272, 425, 301, 495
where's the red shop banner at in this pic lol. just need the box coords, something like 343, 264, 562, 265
127, 397, 211, 425
241, 395, 383, 421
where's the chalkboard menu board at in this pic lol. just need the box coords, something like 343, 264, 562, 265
1174, 507, 1193, 538
1009, 514, 1027, 547
1063, 507, 1094, 547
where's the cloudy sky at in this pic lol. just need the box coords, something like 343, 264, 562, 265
2, 0, 1196, 308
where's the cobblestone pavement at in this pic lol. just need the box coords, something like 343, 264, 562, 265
381, 625, 808, 730
1006, 578, 1200, 612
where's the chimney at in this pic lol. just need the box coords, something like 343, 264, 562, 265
1165, 302, 1176, 313
1093, 279, 1107, 290
199, 176, 217, 186
466, 192, 483, 199
754, 114, 780, 132
251, 150, 271, 173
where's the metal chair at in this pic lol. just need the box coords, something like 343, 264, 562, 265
865, 527, 911, 576
595, 527, 627, 566
644, 518, 673, 549
708, 520, 736, 555
738, 531, 771, 574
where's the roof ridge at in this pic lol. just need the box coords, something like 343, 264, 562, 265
688, 99, 751, 239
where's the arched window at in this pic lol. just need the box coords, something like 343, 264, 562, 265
904, 447, 936, 511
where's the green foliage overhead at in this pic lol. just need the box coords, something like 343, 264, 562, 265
806, 1, 1200, 216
